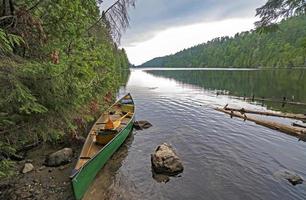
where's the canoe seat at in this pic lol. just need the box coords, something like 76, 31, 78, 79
96, 122, 106, 125
95, 130, 118, 145
121, 104, 134, 113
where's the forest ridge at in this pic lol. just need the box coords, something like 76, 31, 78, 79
141, 16, 306, 68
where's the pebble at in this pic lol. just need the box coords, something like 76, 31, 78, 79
22, 163, 34, 174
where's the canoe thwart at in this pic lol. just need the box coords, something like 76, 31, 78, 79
79, 156, 91, 160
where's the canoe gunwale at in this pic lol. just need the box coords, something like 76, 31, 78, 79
70, 93, 135, 179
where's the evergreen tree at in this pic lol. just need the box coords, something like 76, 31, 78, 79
0, 0, 134, 178
141, 16, 306, 68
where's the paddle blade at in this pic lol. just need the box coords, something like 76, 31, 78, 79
105, 116, 114, 130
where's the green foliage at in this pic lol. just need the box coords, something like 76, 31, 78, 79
0, 141, 16, 156
0, 141, 16, 178
142, 15, 306, 68
0, 28, 24, 54
0, 159, 15, 178
46, 129, 65, 144
0, 0, 130, 159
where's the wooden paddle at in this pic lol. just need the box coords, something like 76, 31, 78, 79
105, 112, 131, 130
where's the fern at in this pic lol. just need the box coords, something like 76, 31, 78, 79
0, 160, 15, 178
0, 28, 24, 54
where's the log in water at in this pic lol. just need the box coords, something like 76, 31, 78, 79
215, 107, 306, 139
223, 106, 306, 121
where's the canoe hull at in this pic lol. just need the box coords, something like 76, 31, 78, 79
71, 117, 134, 200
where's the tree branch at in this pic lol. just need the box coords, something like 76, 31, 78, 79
27, 0, 45, 11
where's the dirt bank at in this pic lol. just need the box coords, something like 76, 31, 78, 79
0, 144, 81, 200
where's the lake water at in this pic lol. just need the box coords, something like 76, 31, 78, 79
84, 68, 306, 200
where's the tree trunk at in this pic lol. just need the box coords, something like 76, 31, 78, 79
1, 0, 14, 17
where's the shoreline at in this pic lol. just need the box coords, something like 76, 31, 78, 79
0, 143, 80, 200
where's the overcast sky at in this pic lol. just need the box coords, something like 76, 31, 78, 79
118, 0, 266, 65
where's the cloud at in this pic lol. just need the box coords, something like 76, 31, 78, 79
116, 0, 267, 65
123, 17, 258, 65
121, 0, 266, 46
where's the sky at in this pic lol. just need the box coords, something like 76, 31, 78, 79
117, 0, 267, 65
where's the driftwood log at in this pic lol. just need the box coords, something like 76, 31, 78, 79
223, 106, 306, 121
215, 107, 306, 140
292, 122, 306, 129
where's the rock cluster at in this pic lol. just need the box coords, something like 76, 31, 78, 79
151, 143, 184, 175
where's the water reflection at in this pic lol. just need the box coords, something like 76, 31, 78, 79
83, 134, 138, 200
148, 69, 306, 113
85, 69, 306, 200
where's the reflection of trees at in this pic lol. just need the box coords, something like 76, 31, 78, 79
149, 70, 306, 113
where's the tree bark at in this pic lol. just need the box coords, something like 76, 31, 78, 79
1, 0, 14, 17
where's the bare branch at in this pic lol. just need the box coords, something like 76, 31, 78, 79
84, 0, 135, 44
255, 0, 306, 30
104, 0, 135, 43
0, 15, 15, 21
27, 0, 45, 11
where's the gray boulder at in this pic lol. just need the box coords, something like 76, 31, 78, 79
151, 143, 184, 175
45, 148, 73, 167
22, 163, 34, 174
274, 169, 304, 185
133, 121, 152, 130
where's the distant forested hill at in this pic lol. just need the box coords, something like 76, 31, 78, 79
141, 16, 306, 68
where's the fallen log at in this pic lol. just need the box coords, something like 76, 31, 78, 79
16, 140, 42, 154
223, 106, 306, 121
292, 122, 306, 129
215, 108, 306, 140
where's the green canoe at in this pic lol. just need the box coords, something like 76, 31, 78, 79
70, 93, 135, 200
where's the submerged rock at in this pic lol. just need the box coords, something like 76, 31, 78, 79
274, 169, 304, 186
152, 171, 170, 183
298, 134, 306, 142
22, 163, 34, 174
45, 148, 73, 167
151, 143, 184, 175
133, 121, 152, 130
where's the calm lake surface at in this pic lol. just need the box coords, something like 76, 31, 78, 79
84, 68, 306, 200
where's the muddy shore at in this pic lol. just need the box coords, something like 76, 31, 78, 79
0, 144, 81, 200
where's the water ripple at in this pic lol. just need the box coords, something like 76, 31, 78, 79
85, 70, 306, 200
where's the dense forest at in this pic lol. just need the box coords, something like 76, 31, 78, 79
142, 15, 306, 68
0, 0, 133, 178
